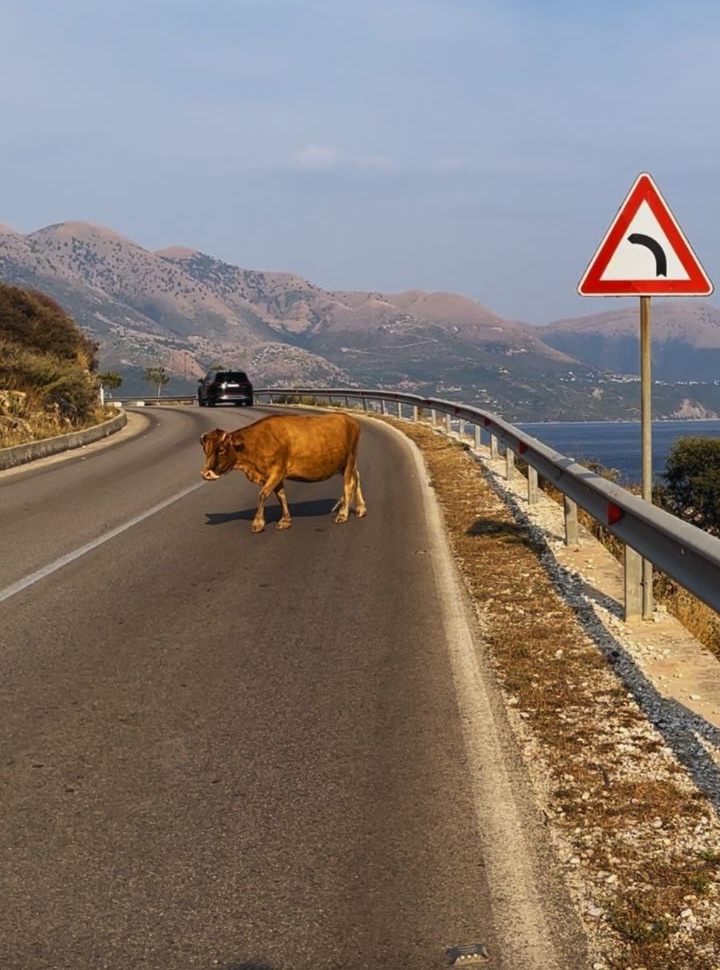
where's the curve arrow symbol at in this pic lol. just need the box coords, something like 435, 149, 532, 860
627, 232, 668, 277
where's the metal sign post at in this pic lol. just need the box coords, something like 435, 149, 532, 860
578, 172, 713, 620
639, 294, 653, 617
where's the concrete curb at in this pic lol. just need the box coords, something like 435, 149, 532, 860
0, 410, 128, 471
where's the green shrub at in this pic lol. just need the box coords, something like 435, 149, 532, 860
656, 436, 720, 536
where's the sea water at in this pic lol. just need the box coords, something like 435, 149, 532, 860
514, 420, 720, 485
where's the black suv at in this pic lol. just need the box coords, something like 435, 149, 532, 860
198, 369, 254, 407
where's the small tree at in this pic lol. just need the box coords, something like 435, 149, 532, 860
143, 366, 169, 398
97, 371, 123, 399
657, 436, 720, 536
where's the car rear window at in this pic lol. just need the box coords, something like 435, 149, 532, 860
216, 372, 249, 382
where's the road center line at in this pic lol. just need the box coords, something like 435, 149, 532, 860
0, 481, 205, 604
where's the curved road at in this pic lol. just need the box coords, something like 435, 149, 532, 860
0, 406, 588, 970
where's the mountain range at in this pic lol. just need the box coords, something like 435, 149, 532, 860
2, 220, 720, 422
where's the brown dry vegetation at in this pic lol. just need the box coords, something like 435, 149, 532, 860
386, 418, 720, 970
0, 282, 110, 448
0, 383, 113, 449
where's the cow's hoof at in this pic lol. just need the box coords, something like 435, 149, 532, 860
276, 519, 292, 530
355, 507, 368, 518
334, 513, 349, 524
251, 522, 265, 534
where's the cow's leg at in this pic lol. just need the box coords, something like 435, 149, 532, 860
251, 491, 267, 533
333, 468, 351, 523
353, 470, 367, 518
335, 460, 362, 523
274, 483, 292, 530
252, 470, 288, 533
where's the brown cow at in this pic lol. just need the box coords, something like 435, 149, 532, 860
200, 412, 367, 533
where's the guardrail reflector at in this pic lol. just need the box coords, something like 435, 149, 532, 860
607, 502, 624, 526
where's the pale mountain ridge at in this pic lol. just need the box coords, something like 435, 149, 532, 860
159, 246, 548, 342
2, 219, 578, 367
1, 222, 357, 386
539, 301, 720, 381
26, 222, 251, 328
0, 223, 85, 283
157, 248, 324, 331
542, 301, 720, 348
2, 218, 719, 419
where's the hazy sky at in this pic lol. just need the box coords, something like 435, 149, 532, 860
3, 0, 720, 324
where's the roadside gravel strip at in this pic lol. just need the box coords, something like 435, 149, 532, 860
385, 417, 720, 970
393, 421, 591, 970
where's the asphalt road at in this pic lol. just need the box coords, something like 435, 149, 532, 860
0, 406, 588, 970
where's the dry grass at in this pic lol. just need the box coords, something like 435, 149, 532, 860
0, 404, 114, 449
386, 418, 720, 970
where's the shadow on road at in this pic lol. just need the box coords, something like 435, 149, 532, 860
204, 497, 338, 527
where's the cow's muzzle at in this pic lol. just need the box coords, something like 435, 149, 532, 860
201, 470, 220, 481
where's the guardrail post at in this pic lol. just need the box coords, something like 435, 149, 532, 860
397, 401, 402, 419
362, 397, 368, 412
380, 399, 386, 415
643, 560, 654, 620
506, 449, 515, 481
413, 405, 419, 422
490, 434, 498, 459
445, 413, 452, 434
431, 409, 437, 426
624, 547, 643, 622
564, 496, 578, 547
528, 466, 539, 505
474, 424, 482, 450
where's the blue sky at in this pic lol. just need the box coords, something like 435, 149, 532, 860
2, 0, 720, 324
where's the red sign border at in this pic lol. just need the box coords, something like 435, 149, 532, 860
578, 173, 713, 297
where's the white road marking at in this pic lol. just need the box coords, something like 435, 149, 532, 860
0, 482, 205, 604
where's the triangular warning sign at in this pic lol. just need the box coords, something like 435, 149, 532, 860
578, 172, 713, 296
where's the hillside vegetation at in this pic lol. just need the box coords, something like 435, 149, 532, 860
0, 282, 108, 447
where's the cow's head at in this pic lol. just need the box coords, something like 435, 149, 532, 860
200, 428, 241, 480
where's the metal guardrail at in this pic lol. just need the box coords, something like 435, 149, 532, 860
114, 395, 196, 406
250, 387, 720, 620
